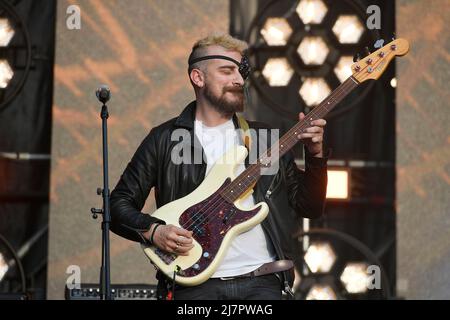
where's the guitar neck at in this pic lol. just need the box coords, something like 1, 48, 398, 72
221, 76, 360, 203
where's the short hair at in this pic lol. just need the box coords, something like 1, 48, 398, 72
188, 33, 249, 74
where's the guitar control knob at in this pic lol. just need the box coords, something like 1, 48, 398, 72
203, 252, 210, 258
193, 264, 200, 270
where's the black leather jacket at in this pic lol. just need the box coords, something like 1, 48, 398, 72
110, 101, 328, 293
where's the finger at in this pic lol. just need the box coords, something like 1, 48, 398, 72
171, 234, 193, 245
311, 119, 326, 127
298, 133, 323, 142
299, 112, 305, 121
173, 227, 193, 238
297, 133, 315, 140
169, 241, 194, 255
178, 243, 194, 252
304, 126, 323, 134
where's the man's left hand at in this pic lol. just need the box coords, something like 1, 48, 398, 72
297, 112, 326, 157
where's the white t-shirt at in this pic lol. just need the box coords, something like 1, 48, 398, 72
194, 118, 276, 278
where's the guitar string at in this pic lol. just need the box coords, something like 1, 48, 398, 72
176, 49, 394, 242
180, 79, 355, 239
181, 77, 357, 232
212, 48, 395, 203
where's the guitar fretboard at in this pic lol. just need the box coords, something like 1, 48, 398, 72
220, 76, 360, 203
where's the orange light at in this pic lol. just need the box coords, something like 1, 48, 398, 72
326, 170, 349, 199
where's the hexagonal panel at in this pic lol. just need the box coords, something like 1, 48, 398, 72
304, 241, 336, 273
306, 284, 337, 300
332, 15, 364, 44
296, 0, 328, 25
0, 253, 9, 281
299, 78, 331, 107
340, 262, 370, 294
0, 60, 14, 88
262, 58, 294, 86
0, 18, 15, 47
334, 56, 354, 83
260, 18, 293, 46
297, 36, 329, 65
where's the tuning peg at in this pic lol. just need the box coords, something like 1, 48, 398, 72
364, 46, 371, 56
353, 53, 361, 62
391, 32, 396, 41
374, 39, 385, 49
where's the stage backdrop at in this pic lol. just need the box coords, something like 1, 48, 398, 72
397, 1, 450, 299
48, 0, 228, 299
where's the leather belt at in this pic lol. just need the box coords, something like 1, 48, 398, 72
219, 260, 294, 280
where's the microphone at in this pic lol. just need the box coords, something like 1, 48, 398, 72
96, 85, 111, 104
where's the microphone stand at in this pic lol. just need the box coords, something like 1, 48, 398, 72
91, 90, 113, 300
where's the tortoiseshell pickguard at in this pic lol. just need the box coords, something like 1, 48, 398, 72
173, 178, 261, 277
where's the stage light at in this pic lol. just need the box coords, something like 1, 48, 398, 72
390, 78, 397, 88
262, 58, 294, 86
334, 56, 354, 83
297, 36, 329, 65
0, 252, 8, 282
306, 284, 337, 300
340, 262, 370, 294
260, 18, 293, 46
332, 15, 364, 44
296, 0, 328, 25
299, 78, 331, 107
326, 169, 349, 199
0, 18, 14, 47
304, 242, 336, 273
0, 60, 14, 88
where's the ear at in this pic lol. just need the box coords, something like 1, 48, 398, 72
190, 68, 205, 88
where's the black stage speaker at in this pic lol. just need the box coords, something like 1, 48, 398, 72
65, 283, 158, 300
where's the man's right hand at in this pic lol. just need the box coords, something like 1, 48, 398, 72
144, 224, 194, 256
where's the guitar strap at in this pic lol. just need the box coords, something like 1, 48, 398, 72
237, 114, 251, 151
236, 114, 256, 199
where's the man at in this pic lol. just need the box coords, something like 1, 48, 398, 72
110, 34, 328, 300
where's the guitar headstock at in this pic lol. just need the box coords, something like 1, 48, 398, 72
351, 38, 409, 83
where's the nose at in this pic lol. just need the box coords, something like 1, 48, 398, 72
233, 70, 244, 86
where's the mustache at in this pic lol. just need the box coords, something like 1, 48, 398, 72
223, 86, 244, 94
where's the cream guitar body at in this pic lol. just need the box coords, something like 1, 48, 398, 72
142, 145, 269, 286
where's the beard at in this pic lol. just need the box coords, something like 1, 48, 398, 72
203, 83, 244, 116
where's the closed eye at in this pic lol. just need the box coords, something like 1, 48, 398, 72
218, 66, 236, 75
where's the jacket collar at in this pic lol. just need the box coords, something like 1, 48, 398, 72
174, 100, 240, 130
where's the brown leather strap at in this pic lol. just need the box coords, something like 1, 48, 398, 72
251, 260, 294, 277
218, 260, 294, 280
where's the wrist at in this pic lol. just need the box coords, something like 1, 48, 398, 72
311, 150, 323, 157
149, 223, 162, 245
306, 145, 323, 158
